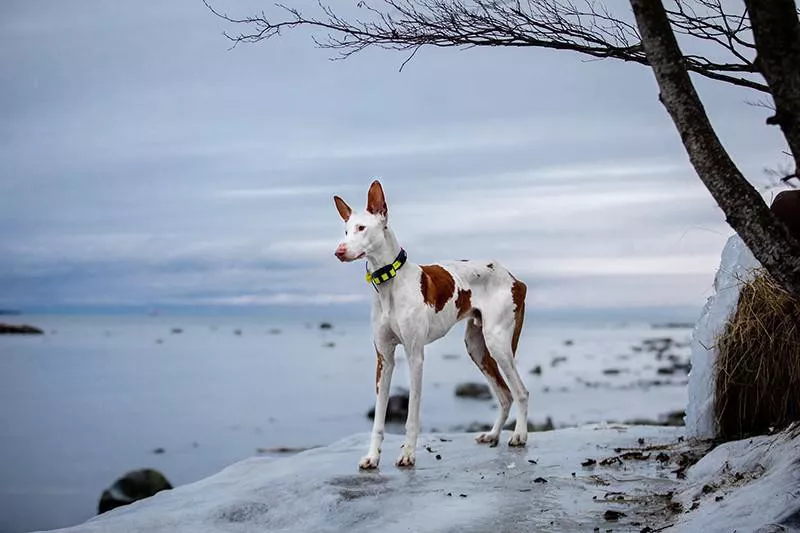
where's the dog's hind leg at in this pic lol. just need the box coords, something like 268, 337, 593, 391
483, 326, 529, 447
465, 318, 512, 447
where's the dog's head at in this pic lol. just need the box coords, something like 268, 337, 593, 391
333, 180, 389, 262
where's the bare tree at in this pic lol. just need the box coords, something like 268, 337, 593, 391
205, 0, 800, 298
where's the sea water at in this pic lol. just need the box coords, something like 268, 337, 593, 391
0, 314, 691, 532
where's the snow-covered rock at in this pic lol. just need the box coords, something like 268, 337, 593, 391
668, 424, 800, 532
687, 235, 760, 438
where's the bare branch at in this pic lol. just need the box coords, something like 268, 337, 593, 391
204, 0, 768, 92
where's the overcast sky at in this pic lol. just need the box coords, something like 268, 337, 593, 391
0, 1, 791, 317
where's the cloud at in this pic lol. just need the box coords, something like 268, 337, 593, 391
0, 0, 788, 314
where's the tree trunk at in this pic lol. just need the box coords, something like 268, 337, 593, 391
628, 0, 800, 299
745, 0, 800, 174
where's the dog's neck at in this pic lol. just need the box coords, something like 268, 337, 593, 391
366, 226, 404, 273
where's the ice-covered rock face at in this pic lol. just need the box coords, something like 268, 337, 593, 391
686, 235, 760, 438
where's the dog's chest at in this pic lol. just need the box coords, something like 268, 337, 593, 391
374, 274, 460, 345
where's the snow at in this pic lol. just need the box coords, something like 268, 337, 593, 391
38, 425, 691, 533
686, 235, 760, 438
667, 424, 800, 532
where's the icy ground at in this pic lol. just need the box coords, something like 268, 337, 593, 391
40, 423, 800, 533
9, 425, 716, 532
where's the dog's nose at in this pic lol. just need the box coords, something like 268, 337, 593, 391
335, 244, 347, 261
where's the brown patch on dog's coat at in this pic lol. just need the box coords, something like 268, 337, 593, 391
334, 195, 352, 221
420, 265, 456, 312
481, 349, 511, 393
375, 345, 384, 394
510, 278, 527, 356
455, 289, 472, 319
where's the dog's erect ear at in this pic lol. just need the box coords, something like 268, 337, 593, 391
334, 195, 352, 222
366, 180, 387, 218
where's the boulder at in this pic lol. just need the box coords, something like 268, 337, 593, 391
0, 323, 44, 335
771, 189, 800, 239
367, 391, 409, 423
454, 382, 492, 400
98, 469, 173, 515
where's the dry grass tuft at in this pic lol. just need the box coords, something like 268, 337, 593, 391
715, 271, 800, 440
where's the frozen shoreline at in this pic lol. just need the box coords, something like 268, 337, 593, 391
37, 424, 800, 533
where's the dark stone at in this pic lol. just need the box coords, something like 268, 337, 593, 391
603, 509, 626, 520
0, 323, 44, 335
319, 322, 333, 330
530, 365, 543, 375
503, 417, 555, 432
660, 410, 685, 426
367, 391, 409, 423
457, 421, 493, 433
771, 190, 800, 240
454, 382, 492, 400
170, 328, 182, 334
97, 468, 172, 515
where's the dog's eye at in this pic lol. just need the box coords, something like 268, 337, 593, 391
356, 225, 366, 232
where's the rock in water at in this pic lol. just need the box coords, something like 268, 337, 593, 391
98, 469, 173, 515
367, 392, 409, 423
0, 323, 44, 335
454, 382, 492, 400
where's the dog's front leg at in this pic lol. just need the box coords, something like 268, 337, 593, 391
396, 345, 424, 467
359, 342, 396, 470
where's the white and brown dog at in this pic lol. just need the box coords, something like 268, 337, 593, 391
334, 180, 529, 469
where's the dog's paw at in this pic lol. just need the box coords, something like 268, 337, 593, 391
475, 432, 500, 447
508, 432, 528, 447
358, 455, 380, 470
395, 453, 416, 468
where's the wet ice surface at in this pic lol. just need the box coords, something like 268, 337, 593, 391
41, 425, 691, 533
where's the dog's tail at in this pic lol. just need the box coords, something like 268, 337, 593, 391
510, 278, 527, 356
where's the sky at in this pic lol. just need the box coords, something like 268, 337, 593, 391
0, 1, 792, 319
